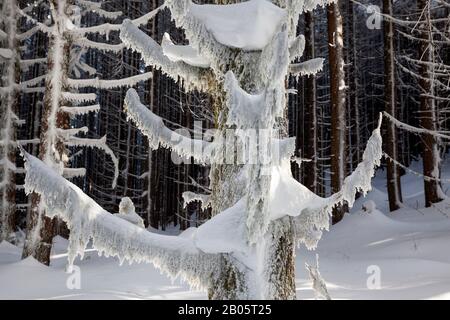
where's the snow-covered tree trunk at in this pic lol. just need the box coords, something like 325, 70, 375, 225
22, 0, 72, 264
417, 0, 443, 207
327, 1, 347, 224
383, 0, 403, 211
0, 0, 19, 241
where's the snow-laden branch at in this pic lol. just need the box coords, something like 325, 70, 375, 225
75, 37, 125, 53
124, 89, 213, 164
382, 111, 450, 140
119, 21, 211, 91
0, 48, 13, 59
20, 74, 47, 88
293, 115, 383, 249
60, 104, 100, 116
182, 191, 211, 210
17, 8, 52, 35
20, 149, 220, 290
67, 72, 153, 90
62, 92, 97, 103
289, 58, 324, 77
65, 136, 119, 188
20, 58, 47, 72
76, 0, 122, 20
63, 167, 86, 179
72, 5, 163, 36
16, 25, 43, 41
161, 33, 211, 68
334, 115, 383, 208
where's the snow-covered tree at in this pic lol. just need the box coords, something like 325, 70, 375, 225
0, 0, 51, 242
0, 0, 20, 242
21, 0, 384, 299
20, 0, 160, 264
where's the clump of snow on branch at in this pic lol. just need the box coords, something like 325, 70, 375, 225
189, 0, 286, 51
114, 197, 145, 228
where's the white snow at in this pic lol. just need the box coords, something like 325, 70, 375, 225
2, 157, 450, 299
290, 58, 325, 77
161, 33, 210, 68
0, 48, 13, 59
114, 197, 145, 228
189, 0, 286, 51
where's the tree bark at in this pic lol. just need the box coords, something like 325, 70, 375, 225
0, 0, 19, 241
22, 0, 72, 265
302, 11, 318, 193
327, 2, 347, 224
417, 0, 443, 207
383, 0, 403, 211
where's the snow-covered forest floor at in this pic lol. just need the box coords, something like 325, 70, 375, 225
1, 159, 449, 300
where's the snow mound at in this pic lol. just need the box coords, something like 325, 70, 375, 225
179, 227, 197, 239
19, 256, 48, 268
362, 200, 376, 213
0, 241, 20, 254
189, 0, 286, 51
161, 33, 210, 68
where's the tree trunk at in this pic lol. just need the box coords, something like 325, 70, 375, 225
327, 2, 347, 224
383, 0, 403, 211
0, 0, 19, 242
302, 11, 318, 193
22, 0, 71, 265
417, 0, 443, 207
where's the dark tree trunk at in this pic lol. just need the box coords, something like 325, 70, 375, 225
302, 11, 318, 193
327, 2, 347, 224
383, 0, 403, 211
417, 0, 443, 207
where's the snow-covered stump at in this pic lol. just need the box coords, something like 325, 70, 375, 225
22, 0, 384, 300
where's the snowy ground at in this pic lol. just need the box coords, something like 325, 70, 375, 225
1, 159, 450, 300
